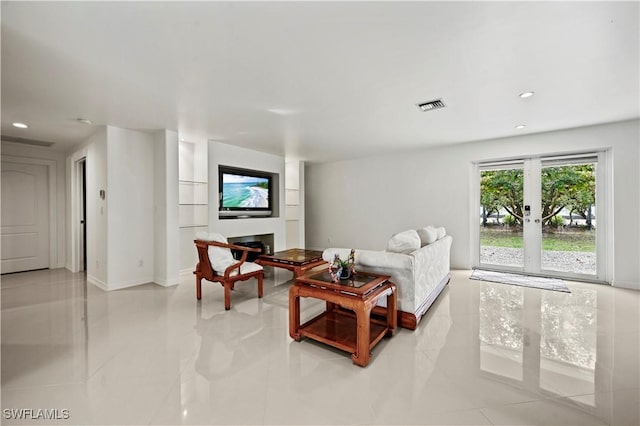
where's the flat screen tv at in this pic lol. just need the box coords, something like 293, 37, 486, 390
218, 166, 272, 218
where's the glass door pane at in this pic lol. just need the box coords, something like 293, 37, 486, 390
480, 166, 524, 268
540, 162, 597, 275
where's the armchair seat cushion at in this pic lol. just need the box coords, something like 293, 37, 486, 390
229, 262, 263, 277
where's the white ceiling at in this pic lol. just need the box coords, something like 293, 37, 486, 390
2, 1, 638, 163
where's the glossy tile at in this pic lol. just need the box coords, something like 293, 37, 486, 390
1, 268, 638, 425
480, 397, 609, 425
568, 389, 640, 426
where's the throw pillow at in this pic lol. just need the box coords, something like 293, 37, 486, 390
386, 230, 421, 254
201, 232, 235, 274
436, 227, 446, 239
417, 226, 438, 246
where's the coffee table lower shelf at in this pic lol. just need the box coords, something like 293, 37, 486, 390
298, 310, 389, 354
289, 271, 397, 367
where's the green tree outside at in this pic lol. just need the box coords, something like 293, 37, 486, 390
480, 165, 595, 228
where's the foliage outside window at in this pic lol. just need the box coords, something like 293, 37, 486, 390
480, 165, 595, 228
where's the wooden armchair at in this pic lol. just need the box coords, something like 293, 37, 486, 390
194, 239, 264, 310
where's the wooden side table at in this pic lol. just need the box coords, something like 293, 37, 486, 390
289, 270, 397, 367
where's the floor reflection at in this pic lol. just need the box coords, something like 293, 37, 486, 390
1, 269, 89, 388
479, 283, 524, 381
540, 288, 597, 402
478, 282, 607, 416
479, 283, 597, 396
193, 303, 266, 380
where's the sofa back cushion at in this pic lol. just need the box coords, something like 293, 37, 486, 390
386, 229, 421, 254
417, 226, 438, 246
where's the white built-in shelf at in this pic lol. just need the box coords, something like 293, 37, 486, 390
179, 180, 208, 229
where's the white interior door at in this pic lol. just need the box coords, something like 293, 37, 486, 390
1, 161, 50, 273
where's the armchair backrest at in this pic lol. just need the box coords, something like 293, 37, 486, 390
195, 240, 216, 278
195, 232, 235, 274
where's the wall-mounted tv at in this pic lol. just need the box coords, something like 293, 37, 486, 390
219, 166, 272, 218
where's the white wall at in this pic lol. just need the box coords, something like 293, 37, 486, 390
1, 140, 66, 269
67, 126, 181, 290
306, 120, 639, 290
208, 141, 286, 250
106, 126, 156, 289
154, 130, 180, 286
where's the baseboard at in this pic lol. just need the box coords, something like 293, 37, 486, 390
153, 277, 180, 287
180, 268, 194, 276
612, 280, 640, 290
87, 275, 154, 291
108, 277, 154, 291
87, 274, 108, 290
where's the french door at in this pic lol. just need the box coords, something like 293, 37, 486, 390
477, 153, 606, 282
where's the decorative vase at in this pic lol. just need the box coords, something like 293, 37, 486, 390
340, 268, 351, 280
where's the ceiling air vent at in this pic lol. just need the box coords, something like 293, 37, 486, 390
1, 135, 55, 147
417, 98, 446, 112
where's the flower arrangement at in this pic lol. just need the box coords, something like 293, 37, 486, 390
328, 249, 356, 283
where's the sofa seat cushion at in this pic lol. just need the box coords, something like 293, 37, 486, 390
386, 230, 421, 254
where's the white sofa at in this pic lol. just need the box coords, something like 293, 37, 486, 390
323, 227, 452, 329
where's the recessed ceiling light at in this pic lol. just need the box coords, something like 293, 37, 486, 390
77, 118, 93, 124
519, 91, 535, 98
12, 122, 28, 129
515, 124, 526, 129
266, 108, 297, 116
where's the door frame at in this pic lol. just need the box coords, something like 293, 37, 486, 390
69, 148, 88, 273
79, 158, 87, 271
1, 155, 58, 269
471, 150, 612, 283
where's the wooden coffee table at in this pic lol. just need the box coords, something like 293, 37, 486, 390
257, 248, 326, 277
289, 270, 397, 367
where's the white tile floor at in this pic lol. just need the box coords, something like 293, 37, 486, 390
1, 268, 638, 425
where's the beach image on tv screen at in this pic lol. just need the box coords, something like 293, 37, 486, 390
222, 173, 269, 208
